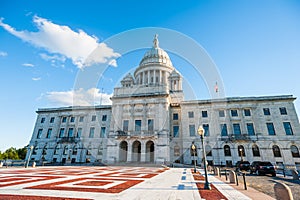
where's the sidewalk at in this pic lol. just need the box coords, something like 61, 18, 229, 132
198, 169, 275, 200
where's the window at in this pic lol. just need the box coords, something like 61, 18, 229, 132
244, 109, 251, 116
272, 145, 281, 157
73, 146, 78, 155
148, 119, 154, 131
220, 124, 228, 136
238, 145, 245, 157
174, 145, 180, 156
68, 128, 74, 137
59, 128, 65, 138
188, 111, 194, 118
203, 124, 209, 136
50, 117, 55, 123
233, 123, 241, 135
123, 120, 129, 132
224, 145, 231, 156
246, 123, 255, 135
100, 127, 106, 138
173, 126, 179, 137
202, 111, 208, 118
70, 116, 75, 123
283, 122, 293, 135
219, 110, 225, 117
46, 128, 52, 138
267, 123, 276, 135
54, 146, 59, 155
252, 145, 260, 157
91, 115, 96, 121
135, 120, 142, 131
189, 124, 196, 136
41, 117, 45, 123
231, 109, 238, 117
62, 117, 67, 123
63, 146, 68, 155
102, 115, 107, 121
76, 128, 82, 138
37, 129, 43, 139
89, 127, 95, 138
79, 116, 84, 122
279, 107, 287, 115
173, 113, 179, 120
291, 145, 300, 157
263, 108, 270, 115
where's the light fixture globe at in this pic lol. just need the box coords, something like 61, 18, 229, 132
191, 144, 196, 150
197, 126, 205, 136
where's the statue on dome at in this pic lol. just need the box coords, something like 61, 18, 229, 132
153, 34, 159, 48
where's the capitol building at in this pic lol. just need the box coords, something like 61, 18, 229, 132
26, 36, 300, 168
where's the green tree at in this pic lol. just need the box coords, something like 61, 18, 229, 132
17, 147, 28, 160
4, 147, 19, 160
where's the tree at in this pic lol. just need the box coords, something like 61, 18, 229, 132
4, 147, 19, 160
17, 147, 28, 160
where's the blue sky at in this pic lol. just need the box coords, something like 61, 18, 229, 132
0, 0, 300, 151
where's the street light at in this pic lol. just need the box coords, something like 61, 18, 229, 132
198, 126, 211, 190
25, 145, 34, 168
191, 144, 197, 173
239, 148, 243, 161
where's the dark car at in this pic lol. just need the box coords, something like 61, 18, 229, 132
235, 161, 250, 171
250, 161, 276, 177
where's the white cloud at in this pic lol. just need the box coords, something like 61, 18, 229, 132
22, 63, 34, 67
0, 16, 120, 69
32, 77, 41, 81
0, 51, 7, 57
45, 88, 112, 106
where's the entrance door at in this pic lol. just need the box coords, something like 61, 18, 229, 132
132, 141, 141, 162
146, 141, 154, 162
119, 141, 128, 162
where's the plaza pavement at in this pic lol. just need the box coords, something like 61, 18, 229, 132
0, 166, 274, 200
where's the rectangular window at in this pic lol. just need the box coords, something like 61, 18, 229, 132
203, 124, 209, 136
70, 116, 75, 123
102, 115, 107, 121
202, 111, 208, 118
244, 109, 251, 116
89, 127, 95, 138
263, 108, 270, 115
41, 117, 45, 123
173, 126, 179, 137
135, 120, 142, 131
189, 124, 196, 136
91, 115, 96, 121
79, 116, 84, 122
266, 123, 276, 135
246, 123, 255, 135
59, 128, 65, 138
231, 110, 238, 117
173, 113, 179, 120
68, 128, 74, 137
46, 128, 52, 138
220, 124, 228, 136
123, 120, 129, 132
76, 128, 82, 138
188, 111, 194, 118
37, 129, 43, 138
233, 123, 241, 135
280, 107, 287, 115
219, 110, 225, 117
50, 117, 55, 123
148, 119, 154, 131
100, 127, 106, 138
62, 117, 67, 123
283, 122, 293, 135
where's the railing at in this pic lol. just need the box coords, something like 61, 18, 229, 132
220, 134, 257, 142
115, 130, 156, 138
57, 137, 78, 143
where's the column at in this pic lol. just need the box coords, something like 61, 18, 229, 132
142, 71, 145, 85
141, 142, 146, 162
154, 70, 156, 84
127, 142, 132, 162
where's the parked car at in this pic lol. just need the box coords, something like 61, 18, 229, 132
235, 161, 250, 171
250, 161, 276, 177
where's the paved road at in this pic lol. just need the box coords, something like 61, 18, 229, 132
236, 173, 300, 200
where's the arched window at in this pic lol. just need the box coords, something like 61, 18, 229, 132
54, 145, 59, 155
291, 145, 300, 157
72, 145, 78, 155
206, 145, 212, 156
238, 145, 245, 157
63, 146, 68, 155
272, 145, 281, 157
224, 145, 231, 156
252, 144, 260, 157
174, 145, 180, 157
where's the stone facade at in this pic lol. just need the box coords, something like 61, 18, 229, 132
26, 36, 300, 168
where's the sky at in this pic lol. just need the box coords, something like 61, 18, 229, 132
0, 0, 300, 151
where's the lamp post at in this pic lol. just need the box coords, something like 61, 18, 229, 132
191, 144, 197, 173
25, 145, 34, 168
198, 126, 211, 190
239, 148, 243, 161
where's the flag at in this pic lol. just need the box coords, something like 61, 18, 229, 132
215, 82, 218, 93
